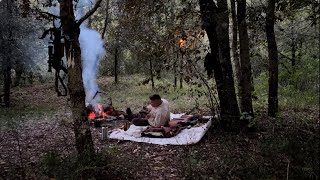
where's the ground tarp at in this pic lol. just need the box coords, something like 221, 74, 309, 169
108, 113, 212, 145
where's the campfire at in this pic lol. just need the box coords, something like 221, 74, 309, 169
86, 103, 113, 120
85, 102, 125, 127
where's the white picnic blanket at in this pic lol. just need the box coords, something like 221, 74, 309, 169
108, 113, 213, 145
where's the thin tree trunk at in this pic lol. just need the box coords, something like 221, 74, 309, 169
230, 0, 241, 87
60, 0, 94, 158
114, 47, 118, 83
199, 0, 240, 131
3, 56, 11, 107
266, 0, 279, 117
101, 0, 109, 39
179, 54, 183, 89
149, 58, 154, 89
291, 40, 296, 67
174, 52, 177, 89
237, 0, 253, 117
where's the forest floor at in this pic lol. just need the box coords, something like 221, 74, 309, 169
0, 76, 319, 180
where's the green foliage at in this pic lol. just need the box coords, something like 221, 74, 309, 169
279, 85, 319, 109
253, 72, 269, 109
254, 63, 319, 110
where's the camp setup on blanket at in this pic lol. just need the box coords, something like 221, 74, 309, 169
108, 113, 213, 145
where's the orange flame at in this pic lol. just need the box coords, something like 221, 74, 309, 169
179, 39, 186, 47
88, 112, 96, 119
87, 103, 110, 120
97, 104, 107, 118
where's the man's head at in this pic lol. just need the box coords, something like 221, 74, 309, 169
149, 94, 162, 107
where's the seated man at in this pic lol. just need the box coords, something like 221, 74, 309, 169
132, 94, 170, 127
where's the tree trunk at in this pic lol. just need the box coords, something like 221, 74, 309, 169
266, 0, 279, 117
179, 53, 183, 89
173, 53, 179, 89
237, 0, 254, 117
216, 0, 241, 129
290, 18, 296, 68
60, 0, 94, 158
230, 0, 241, 88
114, 47, 118, 83
174, 51, 177, 89
199, 0, 240, 131
149, 58, 154, 89
291, 40, 296, 67
3, 56, 11, 107
101, 0, 110, 39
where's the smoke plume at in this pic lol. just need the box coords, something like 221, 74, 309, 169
50, 0, 105, 104
77, 0, 105, 104
79, 25, 105, 104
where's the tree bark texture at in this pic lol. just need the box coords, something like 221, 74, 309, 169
216, 0, 240, 126
199, 0, 241, 131
60, 0, 95, 157
230, 0, 241, 88
114, 47, 118, 83
266, 0, 279, 117
237, 0, 254, 116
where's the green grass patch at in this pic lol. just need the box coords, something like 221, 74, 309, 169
254, 72, 319, 111
98, 75, 213, 113
0, 105, 57, 131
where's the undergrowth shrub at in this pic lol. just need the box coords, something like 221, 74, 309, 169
41, 147, 128, 180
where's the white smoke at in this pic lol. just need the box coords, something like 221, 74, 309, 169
49, 0, 105, 104
77, 0, 105, 104
79, 25, 105, 103
49, 0, 60, 27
